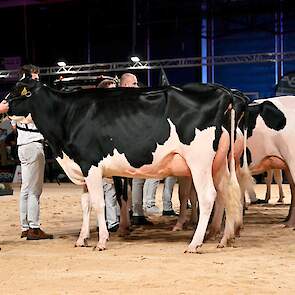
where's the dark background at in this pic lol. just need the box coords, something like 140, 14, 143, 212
0, 0, 295, 94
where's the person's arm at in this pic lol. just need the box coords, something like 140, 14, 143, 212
0, 100, 9, 114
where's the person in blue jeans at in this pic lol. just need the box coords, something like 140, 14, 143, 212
144, 177, 178, 216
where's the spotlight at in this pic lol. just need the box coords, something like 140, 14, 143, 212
57, 61, 66, 67
130, 56, 140, 63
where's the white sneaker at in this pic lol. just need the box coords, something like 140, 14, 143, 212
145, 205, 161, 215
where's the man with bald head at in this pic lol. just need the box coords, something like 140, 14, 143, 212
120, 73, 139, 87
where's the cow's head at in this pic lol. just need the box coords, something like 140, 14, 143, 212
6, 76, 39, 118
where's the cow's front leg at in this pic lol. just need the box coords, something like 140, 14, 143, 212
85, 166, 109, 251
76, 191, 91, 247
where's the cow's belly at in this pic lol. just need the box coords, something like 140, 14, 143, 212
57, 123, 218, 183
102, 151, 191, 178
250, 155, 287, 175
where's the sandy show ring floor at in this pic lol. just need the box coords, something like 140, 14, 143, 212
0, 183, 295, 294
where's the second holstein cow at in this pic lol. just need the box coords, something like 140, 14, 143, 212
7, 77, 244, 252
206, 95, 290, 240
245, 96, 295, 226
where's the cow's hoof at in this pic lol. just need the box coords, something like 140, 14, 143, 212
184, 245, 202, 254
93, 246, 106, 251
75, 238, 88, 247
217, 243, 225, 248
93, 244, 107, 251
217, 237, 235, 248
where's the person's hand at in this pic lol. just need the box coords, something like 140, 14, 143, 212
0, 100, 9, 113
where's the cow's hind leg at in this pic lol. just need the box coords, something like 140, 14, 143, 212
265, 169, 273, 203
119, 178, 131, 237
283, 167, 295, 227
113, 177, 130, 236
274, 169, 285, 203
85, 166, 109, 251
185, 168, 216, 253
173, 177, 191, 231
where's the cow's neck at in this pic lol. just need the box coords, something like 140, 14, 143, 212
30, 87, 69, 158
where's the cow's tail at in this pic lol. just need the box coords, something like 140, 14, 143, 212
238, 110, 256, 205
222, 108, 243, 244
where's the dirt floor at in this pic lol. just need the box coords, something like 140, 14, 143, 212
0, 183, 295, 295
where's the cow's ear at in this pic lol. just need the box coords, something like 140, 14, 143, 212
259, 101, 286, 131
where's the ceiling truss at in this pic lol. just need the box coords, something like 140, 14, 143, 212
1, 51, 295, 79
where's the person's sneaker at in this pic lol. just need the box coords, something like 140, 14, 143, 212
162, 210, 178, 216
145, 206, 161, 215
132, 216, 153, 225
251, 199, 268, 205
27, 228, 53, 240
108, 224, 119, 232
20, 230, 29, 238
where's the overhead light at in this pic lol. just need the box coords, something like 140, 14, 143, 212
57, 61, 66, 67
130, 56, 140, 63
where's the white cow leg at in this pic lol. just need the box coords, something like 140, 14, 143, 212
75, 192, 91, 247
185, 171, 216, 253
274, 169, 285, 203
85, 166, 109, 251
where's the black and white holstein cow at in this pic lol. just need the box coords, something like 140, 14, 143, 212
243, 96, 295, 226
207, 95, 292, 240
7, 77, 245, 253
